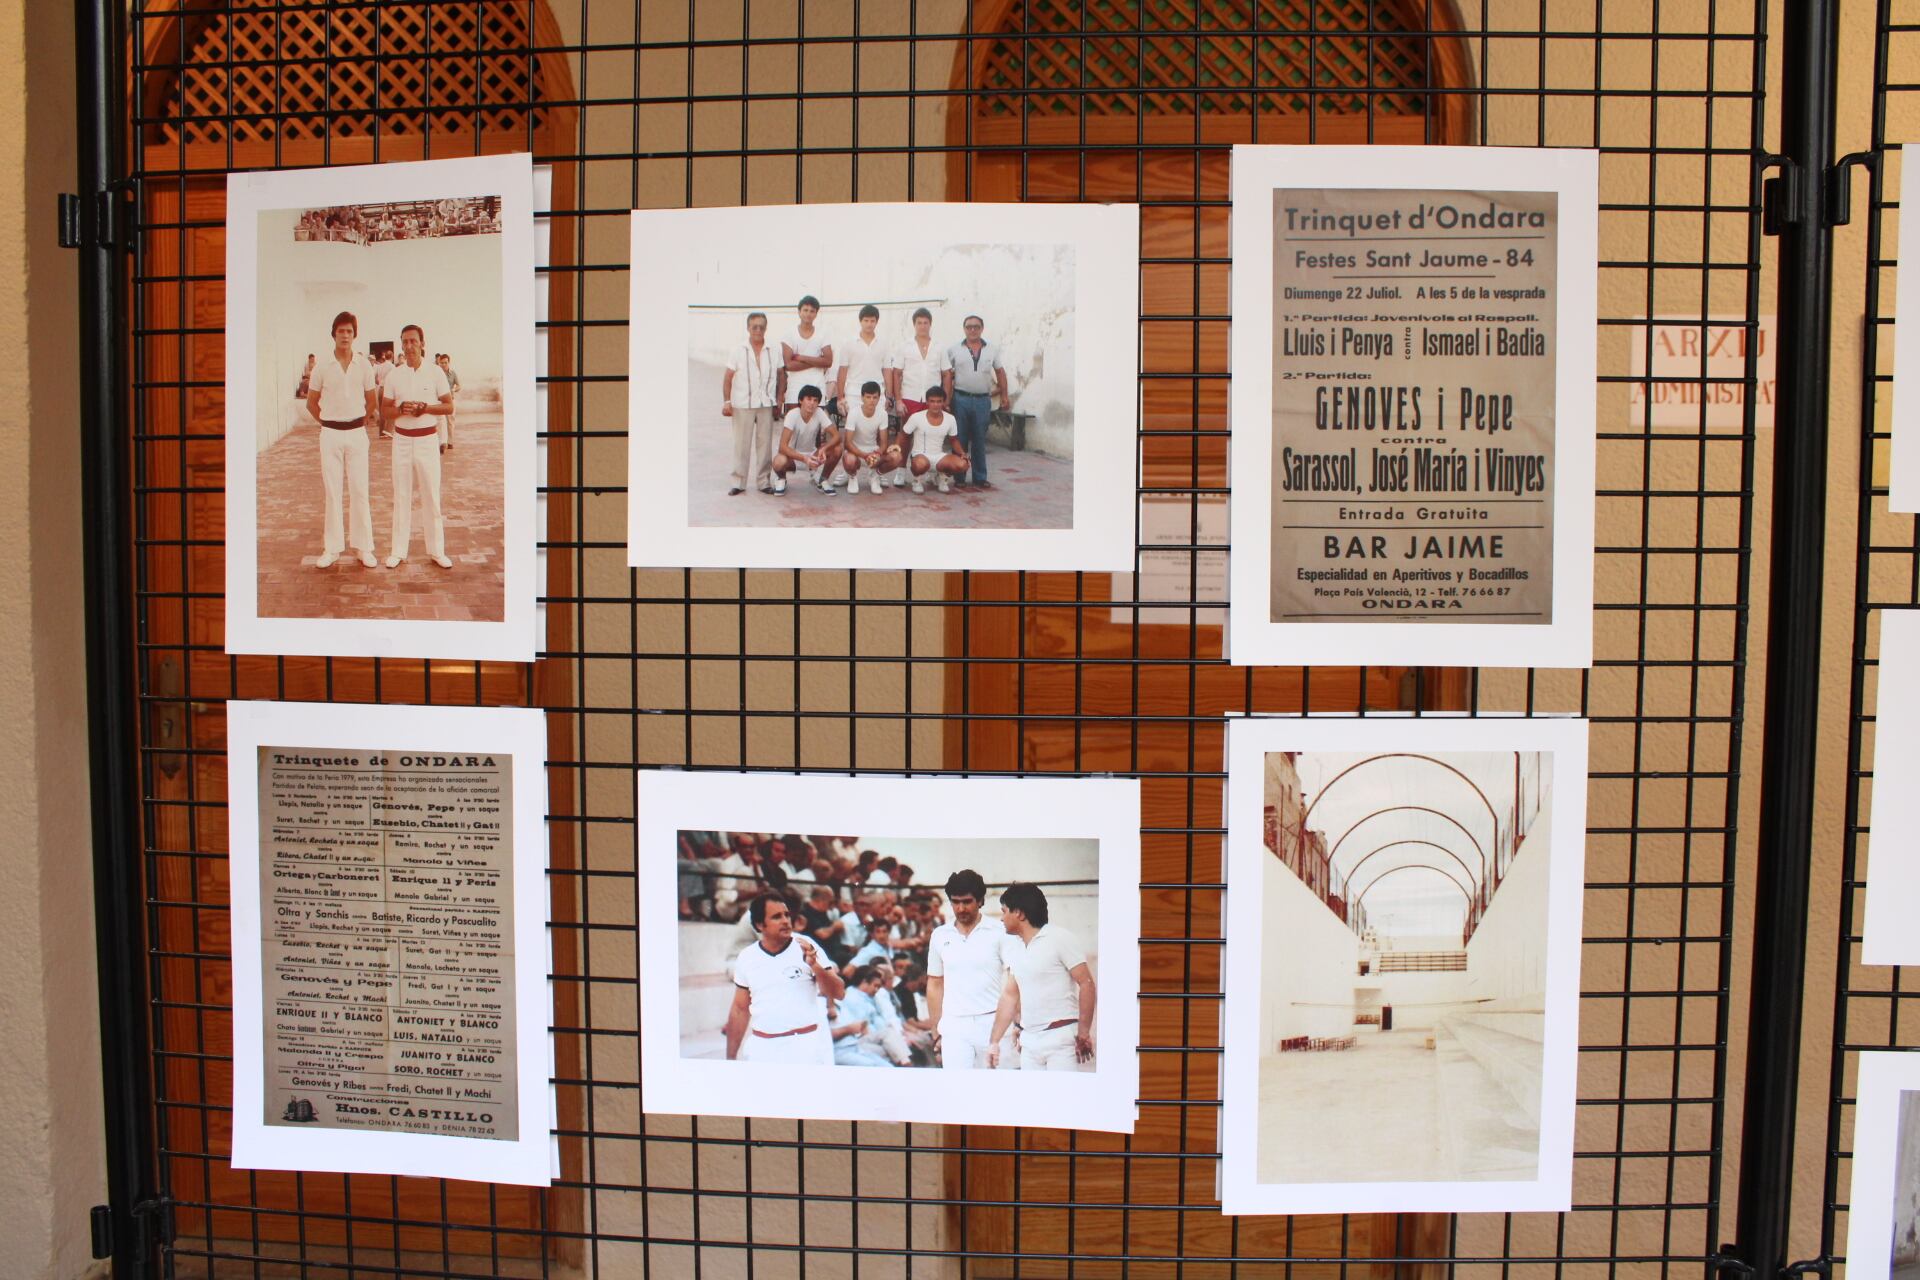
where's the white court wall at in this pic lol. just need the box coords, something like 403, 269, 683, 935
1259, 852, 1361, 1049
1466, 791, 1557, 1003
252, 211, 505, 451
1357, 970, 1477, 1029
687, 241, 1077, 459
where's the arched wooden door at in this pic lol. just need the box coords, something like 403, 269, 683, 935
132, 2, 584, 1266
938, 3, 1474, 1273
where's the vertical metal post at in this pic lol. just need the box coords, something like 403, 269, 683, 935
74, 0, 158, 1275
1730, 0, 1838, 1276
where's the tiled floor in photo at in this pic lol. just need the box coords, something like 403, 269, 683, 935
254, 404, 507, 622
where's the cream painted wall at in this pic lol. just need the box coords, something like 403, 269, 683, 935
0, 1, 108, 1278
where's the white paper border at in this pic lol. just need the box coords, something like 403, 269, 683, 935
224, 154, 539, 660
1894, 154, 1920, 512
1844, 1051, 1920, 1280
1864, 610, 1920, 964
1227, 145, 1599, 668
636, 771, 1142, 1132
1220, 714, 1590, 1214
226, 699, 554, 1184
627, 202, 1141, 571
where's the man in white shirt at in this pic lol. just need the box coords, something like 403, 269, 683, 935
380, 324, 455, 570
837, 381, 894, 495
302, 310, 380, 570
886, 307, 951, 487
722, 310, 782, 495
770, 387, 842, 497
835, 304, 892, 419
926, 869, 1019, 1070
943, 314, 1011, 489
779, 295, 834, 414
904, 387, 971, 495
987, 882, 1096, 1072
370, 348, 395, 437
725, 894, 845, 1064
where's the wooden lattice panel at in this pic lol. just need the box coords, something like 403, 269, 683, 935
976, 0, 1432, 118
149, 0, 548, 145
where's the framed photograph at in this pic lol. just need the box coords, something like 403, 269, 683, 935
1220, 715, 1589, 1214
1845, 1052, 1920, 1280
1228, 145, 1598, 668
225, 699, 553, 1184
636, 771, 1142, 1133
627, 201, 1140, 571
1864, 610, 1920, 965
224, 153, 538, 660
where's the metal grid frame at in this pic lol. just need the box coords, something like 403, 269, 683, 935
1827, 1, 1919, 1274
96, 1, 1777, 1276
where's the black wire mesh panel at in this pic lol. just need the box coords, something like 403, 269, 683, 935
1828, 3, 1920, 1274
124, 1, 1767, 1275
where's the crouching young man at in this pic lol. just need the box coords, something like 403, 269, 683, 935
837, 380, 897, 495
903, 386, 970, 495
771, 386, 843, 497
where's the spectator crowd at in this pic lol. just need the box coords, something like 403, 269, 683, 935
294, 196, 503, 245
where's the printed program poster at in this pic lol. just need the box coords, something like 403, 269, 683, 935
227, 700, 553, 1184
1229, 146, 1597, 669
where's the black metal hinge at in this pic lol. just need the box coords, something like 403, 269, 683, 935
1707, 1250, 1831, 1280
1761, 152, 1878, 234
57, 186, 129, 250
90, 1198, 172, 1261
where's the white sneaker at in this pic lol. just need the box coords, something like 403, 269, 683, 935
316, 552, 339, 569
431, 554, 453, 569
892, 471, 906, 487
937, 473, 951, 494
817, 476, 837, 496
869, 472, 882, 495
357, 551, 377, 568
911, 478, 925, 494
772, 478, 786, 494
383, 554, 404, 568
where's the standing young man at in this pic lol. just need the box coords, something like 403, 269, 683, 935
434, 352, 461, 450
838, 380, 894, 495
721, 310, 781, 496
771, 386, 842, 496
369, 346, 395, 438
725, 893, 845, 1064
302, 310, 379, 570
926, 869, 1019, 1071
987, 882, 1096, 1072
886, 307, 951, 489
943, 314, 1010, 489
835, 304, 891, 423
381, 323, 455, 570
904, 386, 970, 495
780, 295, 835, 415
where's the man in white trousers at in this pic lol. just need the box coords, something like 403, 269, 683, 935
721, 310, 781, 496
302, 310, 379, 570
987, 881, 1096, 1072
725, 893, 846, 1064
381, 323, 455, 570
925, 869, 1019, 1070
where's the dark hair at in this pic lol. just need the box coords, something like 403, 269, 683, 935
858, 303, 880, 320
850, 965, 881, 986
877, 856, 898, 873
748, 892, 787, 928
798, 294, 821, 311
861, 380, 882, 397
894, 864, 914, 883
400, 323, 424, 342
746, 311, 768, 326
799, 386, 822, 403
963, 315, 984, 327
870, 917, 892, 934
329, 310, 358, 337
897, 963, 924, 984
925, 385, 947, 402
762, 864, 789, 890
946, 869, 987, 902
999, 882, 1050, 928
912, 306, 933, 323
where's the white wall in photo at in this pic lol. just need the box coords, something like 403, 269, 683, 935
1258, 855, 1361, 1045
252, 211, 504, 453
1466, 791, 1555, 1002
689, 243, 1076, 459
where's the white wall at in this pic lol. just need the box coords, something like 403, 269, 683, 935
1258, 852, 1361, 1048
688, 241, 1078, 459
1465, 791, 1556, 1004
252, 211, 505, 451
1354, 971, 1476, 1029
